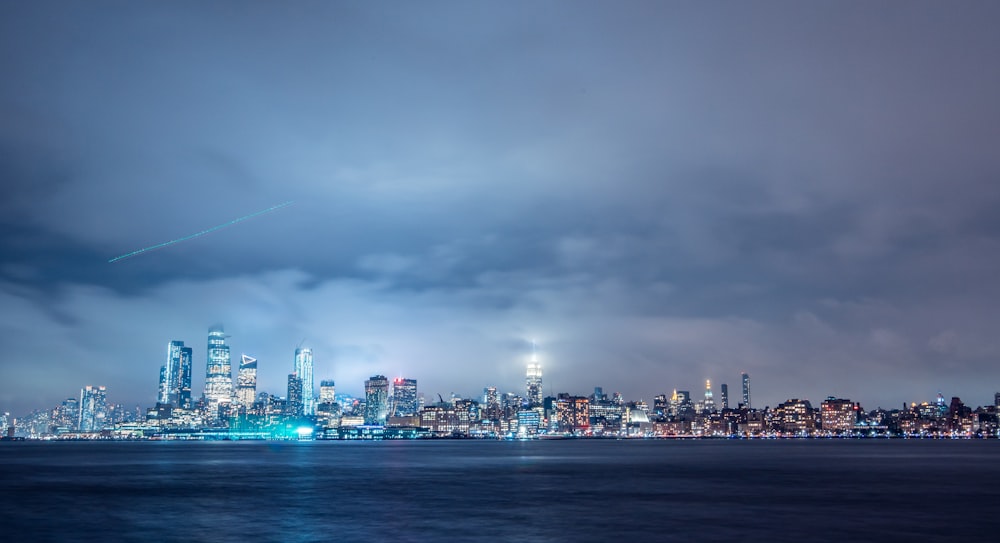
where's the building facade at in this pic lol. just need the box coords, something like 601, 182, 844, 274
364, 375, 389, 425
294, 348, 314, 416
204, 326, 233, 418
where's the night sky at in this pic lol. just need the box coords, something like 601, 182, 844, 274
3, 2, 1000, 416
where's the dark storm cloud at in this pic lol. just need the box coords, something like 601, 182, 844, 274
2, 1, 1000, 415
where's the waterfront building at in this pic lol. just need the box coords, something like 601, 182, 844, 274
526, 343, 543, 407
555, 395, 590, 433
79, 385, 107, 433
235, 354, 258, 408
364, 375, 389, 425
820, 397, 858, 434
204, 326, 233, 418
392, 378, 418, 417
775, 399, 814, 434
293, 348, 314, 416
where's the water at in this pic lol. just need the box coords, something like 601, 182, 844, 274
1, 439, 998, 542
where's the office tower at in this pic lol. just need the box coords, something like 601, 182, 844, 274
158, 341, 182, 405
703, 380, 715, 412
484, 386, 500, 420
995, 392, 1000, 408
79, 385, 107, 432
392, 378, 418, 417
287, 373, 304, 416
526, 343, 543, 407
178, 346, 193, 409
320, 380, 336, 404
294, 348, 314, 416
364, 375, 389, 425
204, 325, 233, 417
236, 354, 258, 408
741, 372, 751, 409
720, 383, 729, 410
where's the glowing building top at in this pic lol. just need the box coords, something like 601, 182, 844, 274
526, 342, 543, 407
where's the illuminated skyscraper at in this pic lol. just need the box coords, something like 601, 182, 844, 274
159, 341, 194, 408
287, 373, 304, 416
392, 378, 418, 417
320, 380, 336, 404
526, 343, 543, 407
703, 380, 715, 413
720, 383, 729, 410
294, 348, 314, 416
484, 386, 500, 420
204, 325, 233, 418
741, 372, 751, 409
236, 354, 258, 408
364, 375, 389, 425
79, 385, 107, 432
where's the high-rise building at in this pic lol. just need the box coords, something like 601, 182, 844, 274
178, 346, 193, 409
484, 386, 500, 420
741, 372, 751, 409
159, 341, 193, 408
236, 354, 258, 408
294, 348, 314, 416
526, 344, 543, 407
287, 373, 304, 416
720, 383, 729, 410
392, 378, 418, 417
703, 380, 715, 413
320, 380, 336, 404
364, 375, 389, 425
79, 385, 107, 433
204, 326, 233, 418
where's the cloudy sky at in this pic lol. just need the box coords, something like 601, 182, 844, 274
2, 1, 1000, 416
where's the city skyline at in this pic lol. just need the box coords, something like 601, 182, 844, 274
3, 3, 1000, 417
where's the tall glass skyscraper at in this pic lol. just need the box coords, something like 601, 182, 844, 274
741, 372, 751, 409
159, 341, 193, 408
526, 345, 543, 407
204, 325, 233, 418
294, 348, 314, 416
391, 378, 418, 417
79, 385, 107, 433
236, 354, 258, 408
364, 375, 389, 425
287, 373, 304, 416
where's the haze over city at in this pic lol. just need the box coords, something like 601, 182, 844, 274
3, 1, 1000, 416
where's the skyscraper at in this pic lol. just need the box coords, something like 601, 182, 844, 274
178, 345, 193, 409
526, 343, 543, 407
159, 341, 184, 406
703, 379, 715, 413
287, 373, 304, 416
392, 378, 418, 417
720, 383, 729, 410
484, 386, 500, 420
741, 372, 751, 409
364, 375, 389, 425
294, 348, 314, 416
236, 354, 258, 408
79, 385, 107, 433
204, 325, 233, 418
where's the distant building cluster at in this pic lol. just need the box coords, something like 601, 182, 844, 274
5, 325, 1000, 441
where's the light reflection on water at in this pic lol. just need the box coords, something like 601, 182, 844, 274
2, 440, 999, 542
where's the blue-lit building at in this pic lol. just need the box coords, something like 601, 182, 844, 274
392, 378, 418, 417
294, 347, 314, 416
364, 375, 389, 425
204, 326, 232, 418
79, 385, 107, 433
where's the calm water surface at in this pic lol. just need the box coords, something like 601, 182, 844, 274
1, 439, 997, 542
